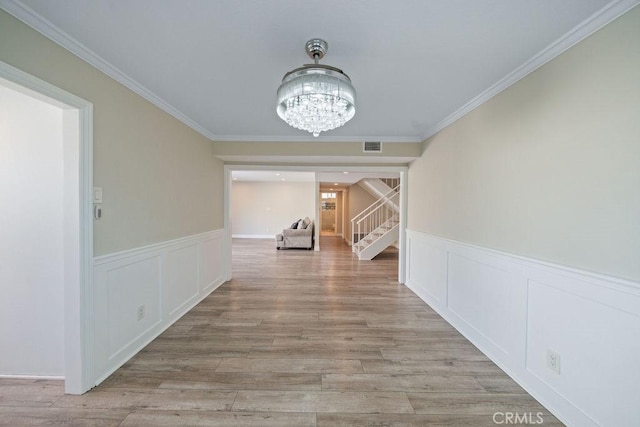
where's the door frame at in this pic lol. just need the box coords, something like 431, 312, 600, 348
224, 164, 408, 283
319, 190, 338, 235
0, 60, 94, 394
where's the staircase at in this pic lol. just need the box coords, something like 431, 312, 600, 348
351, 183, 400, 260
357, 178, 400, 213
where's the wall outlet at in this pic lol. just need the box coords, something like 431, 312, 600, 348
547, 349, 561, 374
137, 305, 145, 321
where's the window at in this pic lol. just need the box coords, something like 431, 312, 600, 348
321, 192, 336, 210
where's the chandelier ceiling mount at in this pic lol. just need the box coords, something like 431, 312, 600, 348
305, 38, 328, 62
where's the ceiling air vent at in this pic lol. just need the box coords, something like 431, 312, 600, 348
363, 141, 382, 153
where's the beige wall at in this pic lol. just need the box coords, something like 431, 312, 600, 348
231, 181, 315, 236
408, 8, 640, 282
213, 140, 421, 160
346, 183, 378, 243
0, 11, 224, 256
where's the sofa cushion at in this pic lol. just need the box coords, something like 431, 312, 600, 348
302, 217, 311, 229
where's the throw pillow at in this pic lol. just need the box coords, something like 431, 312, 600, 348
291, 219, 300, 229
302, 217, 311, 229
296, 219, 305, 229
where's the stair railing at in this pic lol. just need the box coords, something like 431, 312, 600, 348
351, 184, 399, 256
380, 177, 400, 190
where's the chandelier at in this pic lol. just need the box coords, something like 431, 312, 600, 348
276, 39, 356, 137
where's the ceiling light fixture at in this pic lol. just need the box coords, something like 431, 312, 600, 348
276, 39, 356, 137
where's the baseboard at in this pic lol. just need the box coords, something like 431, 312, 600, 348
405, 229, 640, 427
0, 374, 64, 380
232, 234, 274, 239
92, 229, 227, 386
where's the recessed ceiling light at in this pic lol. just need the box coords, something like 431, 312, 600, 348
281, 178, 286, 181
275, 173, 281, 176
334, 183, 339, 186
343, 171, 349, 174
330, 188, 334, 191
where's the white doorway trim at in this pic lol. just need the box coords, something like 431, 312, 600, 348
0, 60, 94, 394
314, 178, 321, 251
224, 164, 408, 283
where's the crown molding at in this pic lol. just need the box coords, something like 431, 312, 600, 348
0, 0, 219, 141
3, 0, 637, 144
215, 134, 422, 143
0, 0, 421, 144
420, 0, 640, 142
0, 0, 423, 143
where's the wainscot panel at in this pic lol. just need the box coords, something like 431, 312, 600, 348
165, 244, 199, 319
405, 229, 640, 427
92, 229, 226, 385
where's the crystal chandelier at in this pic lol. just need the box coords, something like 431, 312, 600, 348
277, 39, 356, 137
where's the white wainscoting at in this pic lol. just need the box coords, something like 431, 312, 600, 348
405, 229, 640, 427
92, 229, 226, 385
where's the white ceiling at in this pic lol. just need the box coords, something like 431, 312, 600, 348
8, 0, 626, 143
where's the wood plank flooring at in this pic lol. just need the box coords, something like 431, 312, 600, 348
0, 237, 563, 426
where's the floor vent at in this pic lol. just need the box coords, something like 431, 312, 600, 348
363, 141, 382, 152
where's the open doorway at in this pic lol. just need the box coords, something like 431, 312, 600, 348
0, 62, 93, 394
317, 172, 400, 252
0, 79, 67, 380
224, 165, 408, 284
320, 190, 338, 236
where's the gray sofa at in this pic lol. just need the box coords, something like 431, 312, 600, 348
276, 217, 314, 250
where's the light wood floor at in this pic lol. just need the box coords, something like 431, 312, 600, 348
0, 237, 562, 426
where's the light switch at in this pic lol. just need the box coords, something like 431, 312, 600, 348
93, 187, 103, 203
